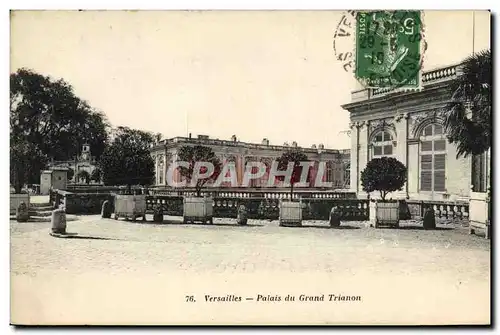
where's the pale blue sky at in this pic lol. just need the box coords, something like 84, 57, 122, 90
11, 10, 490, 149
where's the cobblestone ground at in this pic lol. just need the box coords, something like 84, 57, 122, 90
11, 216, 490, 325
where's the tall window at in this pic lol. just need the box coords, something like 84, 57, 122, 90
420, 124, 446, 192
372, 130, 394, 157
157, 155, 164, 185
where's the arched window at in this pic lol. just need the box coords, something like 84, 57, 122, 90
420, 123, 446, 192
372, 130, 394, 157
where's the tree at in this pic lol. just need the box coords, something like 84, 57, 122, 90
442, 49, 491, 158
77, 170, 91, 184
361, 157, 407, 201
10, 138, 48, 193
98, 127, 155, 193
276, 149, 309, 200
90, 167, 102, 183
10, 68, 109, 188
177, 145, 222, 197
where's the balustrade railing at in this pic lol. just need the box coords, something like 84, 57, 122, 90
406, 200, 469, 221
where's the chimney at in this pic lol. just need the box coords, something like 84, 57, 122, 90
231, 135, 237, 142
189, 133, 192, 139
311, 144, 317, 149
318, 143, 325, 150
292, 141, 298, 147
262, 138, 269, 146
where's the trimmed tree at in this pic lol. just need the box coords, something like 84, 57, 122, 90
98, 127, 155, 194
361, 157, 407, 201
276, 149, 309, 200
67, 167, 75, 181
177, 145, 222, 197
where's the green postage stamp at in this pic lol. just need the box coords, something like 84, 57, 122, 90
355, 11, 424, 88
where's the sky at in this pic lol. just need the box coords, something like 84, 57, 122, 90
10, 10, 490, 150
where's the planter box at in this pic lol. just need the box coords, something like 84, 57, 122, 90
183, 197, 213, 224
114, 194, 147, 221
469, 191, 490, 239
10, 194, 30, 216
279, 200, 302, 227
369, 200, 400, 228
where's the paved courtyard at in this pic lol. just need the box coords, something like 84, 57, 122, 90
11, 216, 490, 325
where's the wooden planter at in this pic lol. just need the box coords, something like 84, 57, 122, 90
469, 191, 490, 239
183, 196, 213, 224
279, 200, 303, 227
369, 200, 400, 228
114, 194, 147, 221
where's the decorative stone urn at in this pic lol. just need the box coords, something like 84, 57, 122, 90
369, 200, 400, 228
16, 201, 30, 222
183, 196, 213, 224
279, 199, 303, 227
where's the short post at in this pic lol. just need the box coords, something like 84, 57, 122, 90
422, 205, 436, 230
101, 200, 111, 219
237, 204, 248, 225
16, 201, 30, 222
329, 206, 341, 227
51, 208, 67, 235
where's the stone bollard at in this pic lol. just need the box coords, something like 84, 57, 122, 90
329, 206, 341, 227
101, 200, 112, 219
153, 205, 164, 223
16, 201, 30, 222
422, 206, 436, 230
51, 208, 67, 235
237, 205, 248, 225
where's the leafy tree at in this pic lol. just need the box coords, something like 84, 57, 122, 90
442, 49, 491, 158
67, 167, 75, 181
90, 167, 102, 183
361, 157, 407, 201
10, 68, 109, 188
177, 145, 222, 197
276, 149, 309, 200
98, 127, 155, 193
10, 138, 48, 193
77, 170, 91, 184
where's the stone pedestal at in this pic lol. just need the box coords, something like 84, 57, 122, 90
153, 205, 164, 223
51, 208, 67, 234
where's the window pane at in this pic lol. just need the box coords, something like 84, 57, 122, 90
383, 132, 392, 141
434, 140, 446, 151
373, 146, 382, 156
375, 133, 383, 142
421, 141, 433, 151
434, 124, 443, 135
421, 171, 433, 191
434, 170, 446, 191
424, 125, 433, 136
383, 145, 393, 155
421, 155, 432, 170
434, 154, 446, 170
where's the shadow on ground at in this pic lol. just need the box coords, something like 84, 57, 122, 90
136, 220, 266, 228
49, 232, 125, 241
284, 225, 360, 230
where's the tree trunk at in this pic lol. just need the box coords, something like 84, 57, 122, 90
290, 182, 294, 201
380, 191, 385, 201
127, 184, 131, 195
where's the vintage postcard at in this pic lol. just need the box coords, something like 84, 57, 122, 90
10, 10, 491, 325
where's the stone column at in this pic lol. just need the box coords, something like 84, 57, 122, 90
349, 122, 359, 194
357, 121, 369, 197
394, 112, 410, 198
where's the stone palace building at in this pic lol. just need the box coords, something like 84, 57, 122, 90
150, 135, 350, 190
342, 63, 489, 201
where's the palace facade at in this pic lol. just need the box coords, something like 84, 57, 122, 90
342, 63, 490, 201
150, 135, 350, 190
